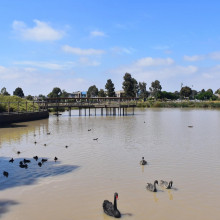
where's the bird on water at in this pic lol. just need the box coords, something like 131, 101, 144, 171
140, 157, 147, 165
54, 157, 58, 162
160, 180, 173, 189
146, 180, 158, 192
3, 171, 9, 178
9, 158, 14, 163
33, 156, 38, 161
103, 192, 121, 218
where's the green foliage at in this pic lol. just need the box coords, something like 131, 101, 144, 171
157, 91, 178, 100
26, 95, 33, 101
60, 90, 69, 98
195, 89, 217, 100
0, 87, 10, 96
149, 80, 162, 99
122, 73, 138, 97
138, 82, 149, 99
87, 85, 98, 97
180, 86, 192, 98
98, 89, 106, 97
0, 95, 38, 112
13, 87, 24, 98
48, 87, 62, 98
105, 79, 116, 97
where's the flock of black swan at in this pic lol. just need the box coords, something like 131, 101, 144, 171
103, 157, 174, 218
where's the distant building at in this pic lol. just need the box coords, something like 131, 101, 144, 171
115, 90, 125, 97
68, 91, 87, 98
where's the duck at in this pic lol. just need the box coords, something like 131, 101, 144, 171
20, 163, 28, 169
47, 132, 51, 135
17, 151, 21, 155
23, 159, 31, 163
41, 158, 48, 163
146, 180, 158, 192
34, 141, 37, 144
93, 138, 98, 141
54, 157, 58, 162
38, 162, 42, 167
9, 158, 14, 163
88, 129, 91, 131
140, 157, 147, 165
160, 180, 173, 189
44, 144, 47, 146
103, 192, 121, 218
33, 156, 38, 161
65, 145, 68, 148
3, 171, 9, 178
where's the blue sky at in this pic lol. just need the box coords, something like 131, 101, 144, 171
0, 0, 220, 95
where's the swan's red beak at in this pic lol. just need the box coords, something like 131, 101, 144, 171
116, 195, 118, 200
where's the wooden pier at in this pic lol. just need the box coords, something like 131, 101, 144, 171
42, 97, 138, 116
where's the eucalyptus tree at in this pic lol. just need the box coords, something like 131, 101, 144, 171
122, 72, 138, 97
105, 79, 116, 97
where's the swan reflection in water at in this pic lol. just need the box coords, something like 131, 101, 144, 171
153, 193, 159, 203
167, 189, 173, 200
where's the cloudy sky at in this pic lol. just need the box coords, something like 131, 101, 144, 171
0, 0, 220, 95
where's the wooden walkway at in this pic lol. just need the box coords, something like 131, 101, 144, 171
42, 97, 138, 116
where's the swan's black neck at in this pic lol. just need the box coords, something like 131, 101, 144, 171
114, 195, 117, 209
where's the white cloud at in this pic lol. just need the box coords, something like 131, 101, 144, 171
12, 19, 65, 41
183, 55, 205, 62
111, 47, 133, 55
90, 30, 106, 37
135, 57, 174, 67
209, 52, 220, 60
78, 57, 100, 66
62, 45, 105, 56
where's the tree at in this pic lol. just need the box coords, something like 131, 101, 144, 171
105, 79, 116, 97
13, 87, 24, 98
87, 85, 98, 97
48, 87, 62, 98
122, 73, 138, 97
0, 87, 10, 96
180, 86, 192, 98
26, 95, 33, 101
149, 80, 162, 99
98, 89, 106, 97
138, 82, 149, 99
215, 88, 220, 94
38, 94, 46, 100
60, 90, 69, 98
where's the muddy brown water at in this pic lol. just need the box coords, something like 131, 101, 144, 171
0, 108, 220, 220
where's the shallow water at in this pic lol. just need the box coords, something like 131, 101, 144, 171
0, 108, 220, 220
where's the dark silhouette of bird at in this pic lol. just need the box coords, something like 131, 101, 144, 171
3, 171, 9, 178
33, 156, 38, 161
93, 138, 98, 141
65, 145, 68, 148
9, 158, 14, 163
20, 163, 28, 169
44, 144, 47, 146
54, 157, 58, 162
34, 134, 36, 137
34, 141, 37, 144
19, 161, 23, 165
41, 158, 48, 163
140, 157, 147, 165
23, 159, 31, 163
38, 162, 42, 167
160, 180, 173, 189
17, 151, 21, 155
47, 132, 51, 135
88, 129, 91, 131
146, 180, 158, 192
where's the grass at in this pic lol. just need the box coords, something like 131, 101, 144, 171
0, 95, 39, 112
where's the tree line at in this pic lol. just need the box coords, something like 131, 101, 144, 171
1, 72, 220, 101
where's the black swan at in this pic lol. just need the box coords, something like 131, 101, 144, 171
17, 151, 21, 155
140, 157, 147, 165
33, 156, 38, 161
54, 157, 58, 162
103, 192, 121, 218
146, 180, 158, 192
160, 180, 173, 189
41, 158, 48, 163
23, 159, 31, 163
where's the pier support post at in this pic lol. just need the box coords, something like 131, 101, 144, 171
85, 108, 86, 116
95, 108, 96, 116
101, 108, 103, 116
69, 107, 71, 116
89, 108, 90, 116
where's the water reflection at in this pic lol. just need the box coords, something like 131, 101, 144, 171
153, 193, 159, 203
0, 200, 19, 217
167, 189, 173, 200
0, 157, 79, 191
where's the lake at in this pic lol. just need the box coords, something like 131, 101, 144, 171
0, 108, 220, 220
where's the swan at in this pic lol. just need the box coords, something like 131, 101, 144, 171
9, 158, 14, 163
23, 159, 31, 163
140, 157, 147, 165
103, 192, 121, 218
33, 156, 38, 161
54, 157, 58, 162
160, 180, 173, 189
3, 171, 9, 177
146, 180, 158, 192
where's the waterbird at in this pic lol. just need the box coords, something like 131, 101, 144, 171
33, 156, 38, 161
65, 145, 68, 148
88, 129, 91, 131
160, 180, 173, 189
17, 151, 21, 155
9, 158, 14, 163
23, 159, 31, 163
93, 138, 98, 141
47, 132, 51, 135
146, 180, 158, 192
188, 125, 193, 128
140, 157, 147, 165
103, 192, 121, 218
3, 171, 9, 178
44, 144, 47, 146
20, 164, 28, 169
34, 141, 37, 144
41, 158, 48, 163
38, 162, 42, 167
54, 157, 58, 162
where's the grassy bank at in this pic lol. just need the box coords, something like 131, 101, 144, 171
0, 95, 39, 112
136, 100, 220, 108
